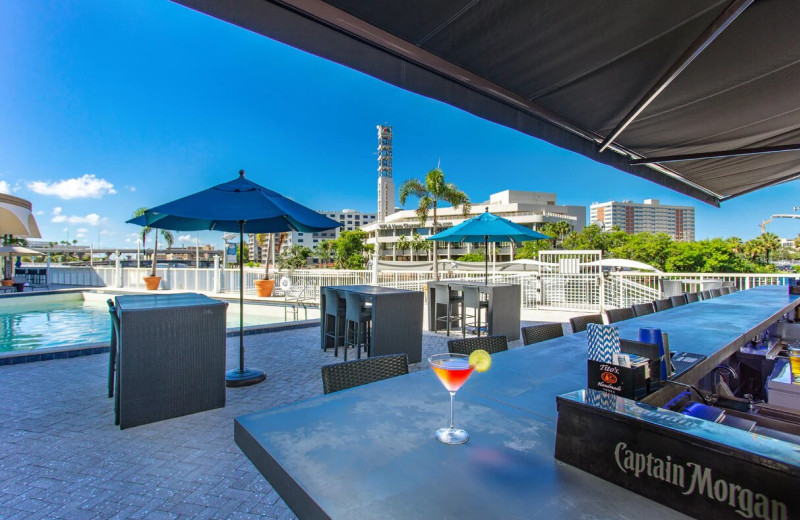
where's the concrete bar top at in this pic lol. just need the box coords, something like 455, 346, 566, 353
236, 286, 797, 519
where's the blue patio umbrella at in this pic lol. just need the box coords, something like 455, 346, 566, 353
427, 209, 551, 284
127, 170, 340, 387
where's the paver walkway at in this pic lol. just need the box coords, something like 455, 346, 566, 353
0, 320, 553, 519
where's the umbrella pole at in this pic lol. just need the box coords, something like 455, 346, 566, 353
225, 220, 266, 387
484, 236, 488, 286
239, 224, 244, 372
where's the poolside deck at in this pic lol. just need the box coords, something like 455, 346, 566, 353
0, 312, 570, 519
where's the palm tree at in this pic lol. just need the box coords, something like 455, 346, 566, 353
760, 232, 781, 263
396, 235, 410, 260
132, 207, 174, 276
399, 168, 470, 280
411, 232, 426, 262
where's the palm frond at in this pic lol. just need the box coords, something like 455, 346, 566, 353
398, 178, 427, 205
425, 168, 446, 197
442, 184, 471, 217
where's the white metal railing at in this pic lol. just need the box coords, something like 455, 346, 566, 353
41, 265, 800, 312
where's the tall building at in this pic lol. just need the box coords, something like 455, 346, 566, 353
376, 124, 395, 223
362, 190, 585, 262
248, 209, 377, 263
590, 199, 695, 241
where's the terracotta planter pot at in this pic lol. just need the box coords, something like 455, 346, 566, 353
1, 280, 12, 287
254, 279, 275, 297
143, 276, 162, 291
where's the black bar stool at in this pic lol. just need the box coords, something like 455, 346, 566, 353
433, 283, 463, 336
323, 288, 346, 356
462, 286, 488, 337
344, 292, 372, 360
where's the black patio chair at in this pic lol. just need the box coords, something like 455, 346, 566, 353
321, 353, 409, 394
521, 323, 564, 346
685, 292, 700, 303
569, 314, 603, 333
700, 290, 712, 300
653, 298, 673, 312
669, 295, 688, 307
605, 307, 635, 324
447, 335, 508, 356
710, 288, 722, 297
632, 302, 654, 317
719, 287, 732, 295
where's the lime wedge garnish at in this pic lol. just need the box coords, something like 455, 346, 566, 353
469, 349, 492, 373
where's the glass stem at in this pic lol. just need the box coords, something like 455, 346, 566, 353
449, 391, 456, 429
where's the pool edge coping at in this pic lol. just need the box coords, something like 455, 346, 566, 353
0, 320, 320, 366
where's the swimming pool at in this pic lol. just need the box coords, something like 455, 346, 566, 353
0, 292, 318, 354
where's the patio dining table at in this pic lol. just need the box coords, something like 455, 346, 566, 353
319, 285, 424, 363
237, 286, 800, 519
427, 281, 521, 340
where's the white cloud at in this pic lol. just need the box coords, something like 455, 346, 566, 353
178, 234, 193, 242
77, 228, 88, 233
28, 174, 116, 199
35, 210, 44, 215
0, 181, 10, 194
125, 185, 136, 192
99, 229, 114, 236
76, 233, 86, 239
62, 227, 69, 232
51, 207, 105, 226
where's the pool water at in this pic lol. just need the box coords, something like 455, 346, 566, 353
0, 295, 318, 353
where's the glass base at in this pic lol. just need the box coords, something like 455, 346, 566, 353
435, 427, 469, 444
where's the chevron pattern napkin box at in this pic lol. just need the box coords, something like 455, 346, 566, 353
587, 323, 620, 363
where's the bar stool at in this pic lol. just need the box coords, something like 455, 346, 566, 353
461, 285, 488, 337
344, 292, 372, 360
323, 288, 346, 355
433, 283, 463, 336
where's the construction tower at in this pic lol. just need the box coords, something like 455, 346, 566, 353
377, 124, 395, 223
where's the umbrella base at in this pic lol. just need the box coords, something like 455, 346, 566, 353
225, 368, 266, 387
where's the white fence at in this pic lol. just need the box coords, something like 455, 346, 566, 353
45, 265, 799, 312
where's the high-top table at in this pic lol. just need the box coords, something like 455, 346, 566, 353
320, 285, 424, 363
427, 281, 521, 341
238, 286, 800, 519
114, 293, 228, 429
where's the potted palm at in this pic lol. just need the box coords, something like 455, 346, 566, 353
254, 233, 285, 297
132, 207, 174, 290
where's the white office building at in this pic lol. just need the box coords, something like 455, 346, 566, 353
589, 199, 695, 241
362, 190, 585, 262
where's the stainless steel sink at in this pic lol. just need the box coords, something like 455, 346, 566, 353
665, 391, 800, 444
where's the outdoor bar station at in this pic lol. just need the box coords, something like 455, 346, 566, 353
236, 286, 800, 519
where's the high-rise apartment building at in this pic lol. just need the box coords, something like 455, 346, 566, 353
376, 124, 395, 223
589, 199, 695, 241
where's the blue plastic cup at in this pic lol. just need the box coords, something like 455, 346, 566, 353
638, 327, 667, 380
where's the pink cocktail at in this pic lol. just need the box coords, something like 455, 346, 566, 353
429, 353, 475, 444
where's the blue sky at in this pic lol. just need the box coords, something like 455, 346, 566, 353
3, 0, 800, 249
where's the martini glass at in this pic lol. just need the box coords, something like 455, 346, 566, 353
429, 353, 475, 444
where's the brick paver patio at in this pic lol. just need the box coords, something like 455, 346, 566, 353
0, 320, 547, 519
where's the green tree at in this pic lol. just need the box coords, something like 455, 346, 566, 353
515, 239, 551, 260
609, 232, 673, 271
277, 245, 312, 269
399, 167, 470, 280
457, 247, 486, 262
333, 230, 371, 269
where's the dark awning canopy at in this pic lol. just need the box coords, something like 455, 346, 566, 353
173, 0, 800, 206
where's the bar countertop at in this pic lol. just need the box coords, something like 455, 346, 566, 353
236, 286, 799, 519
